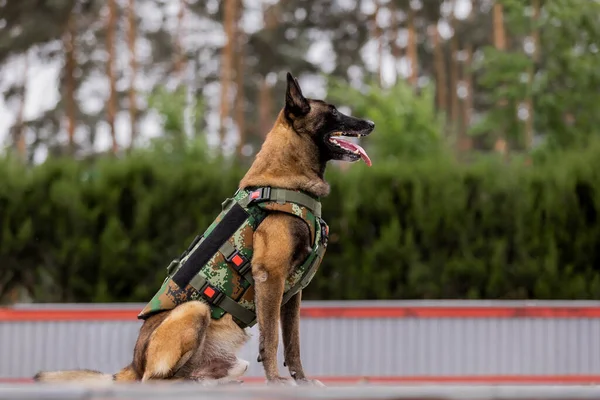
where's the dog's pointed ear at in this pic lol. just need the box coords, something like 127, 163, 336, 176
285, 72, 310, 117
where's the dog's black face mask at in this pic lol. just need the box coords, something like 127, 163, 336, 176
283, 72, 375, 166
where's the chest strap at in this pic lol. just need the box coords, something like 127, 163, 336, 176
219, 240, 254, 285
189, 274, 257, 327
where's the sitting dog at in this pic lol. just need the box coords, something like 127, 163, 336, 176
34, 72, 374, 385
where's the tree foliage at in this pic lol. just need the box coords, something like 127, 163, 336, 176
472, 0, 600, 152
3, 139, 600, 303
326, 77, 447, 162
3, 0, 600, 303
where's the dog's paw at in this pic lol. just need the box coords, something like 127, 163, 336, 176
228, 358, 249, 378
266, 377, 297, 386
295, 378, 326, 387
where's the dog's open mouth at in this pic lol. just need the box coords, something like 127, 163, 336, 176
328, 133, 372, 167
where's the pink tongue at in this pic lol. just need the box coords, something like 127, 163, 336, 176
331, 138, 372, 167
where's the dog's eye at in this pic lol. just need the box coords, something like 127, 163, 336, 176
331, 108, 338, 116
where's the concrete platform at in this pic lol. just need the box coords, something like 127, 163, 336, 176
1, 384, 600, 400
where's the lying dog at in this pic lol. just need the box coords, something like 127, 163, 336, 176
34, 72, 374, 386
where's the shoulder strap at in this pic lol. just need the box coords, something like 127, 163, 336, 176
269, 188, 322, 218
238, 187, 321, 218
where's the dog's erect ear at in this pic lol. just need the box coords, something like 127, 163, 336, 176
285, 72, 310, 117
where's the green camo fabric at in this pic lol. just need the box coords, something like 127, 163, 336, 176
137, 187, 329, 328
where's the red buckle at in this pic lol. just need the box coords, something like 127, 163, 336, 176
231, 254, 244, 267
225, 250, 250, 278
203, 286, 216, 298
248, 187, 270, 203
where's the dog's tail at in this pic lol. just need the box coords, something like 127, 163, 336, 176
33, 365, 138, 384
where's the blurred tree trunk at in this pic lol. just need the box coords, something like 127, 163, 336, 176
234, 1, 245, 156
219, 0, 237, 146
262, 1, 280, 30
493, 2, 507, 51
407, 5, 418, 87
373, 0, 384, 87
493, 1, 507, 158
459, 0, 476, 151
390, 1, 403, 82
430, 24, 446, 114
127, 0, 138, 150
460, 45, 473, 150
63, 13, 76, 155
525, 0, 540, 150
257, 2, 277, 138
449, 2, 459, 133
106, 0, 118, 154
13, 52, 28, 160
174, 0, 186, 79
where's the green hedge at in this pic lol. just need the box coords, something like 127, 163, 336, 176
2, 146, 600, 304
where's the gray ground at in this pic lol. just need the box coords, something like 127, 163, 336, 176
1, 384, 600, 400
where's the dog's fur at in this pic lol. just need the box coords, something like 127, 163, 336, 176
33, 72, 374, 386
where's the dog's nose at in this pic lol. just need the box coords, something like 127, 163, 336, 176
366, 120, 375, 129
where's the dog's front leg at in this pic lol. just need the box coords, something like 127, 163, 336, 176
281, 290, 324, 386
254, 267, 290, 384
252, 215, 297, 386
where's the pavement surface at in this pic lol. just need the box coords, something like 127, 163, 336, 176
1, 383, 600, 400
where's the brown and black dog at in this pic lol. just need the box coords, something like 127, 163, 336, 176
34, 72, 374, 386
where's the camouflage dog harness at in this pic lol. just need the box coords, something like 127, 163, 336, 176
138, 186, 329, 329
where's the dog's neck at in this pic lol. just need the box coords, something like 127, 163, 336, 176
239, 110, 330, 198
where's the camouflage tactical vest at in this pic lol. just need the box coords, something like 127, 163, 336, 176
137, 186, 329, 329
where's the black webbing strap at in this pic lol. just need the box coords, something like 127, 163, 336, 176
172, 203, 249, 289
189, 274, 256, 327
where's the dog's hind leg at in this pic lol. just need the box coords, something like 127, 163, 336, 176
141, 301, 211, 381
